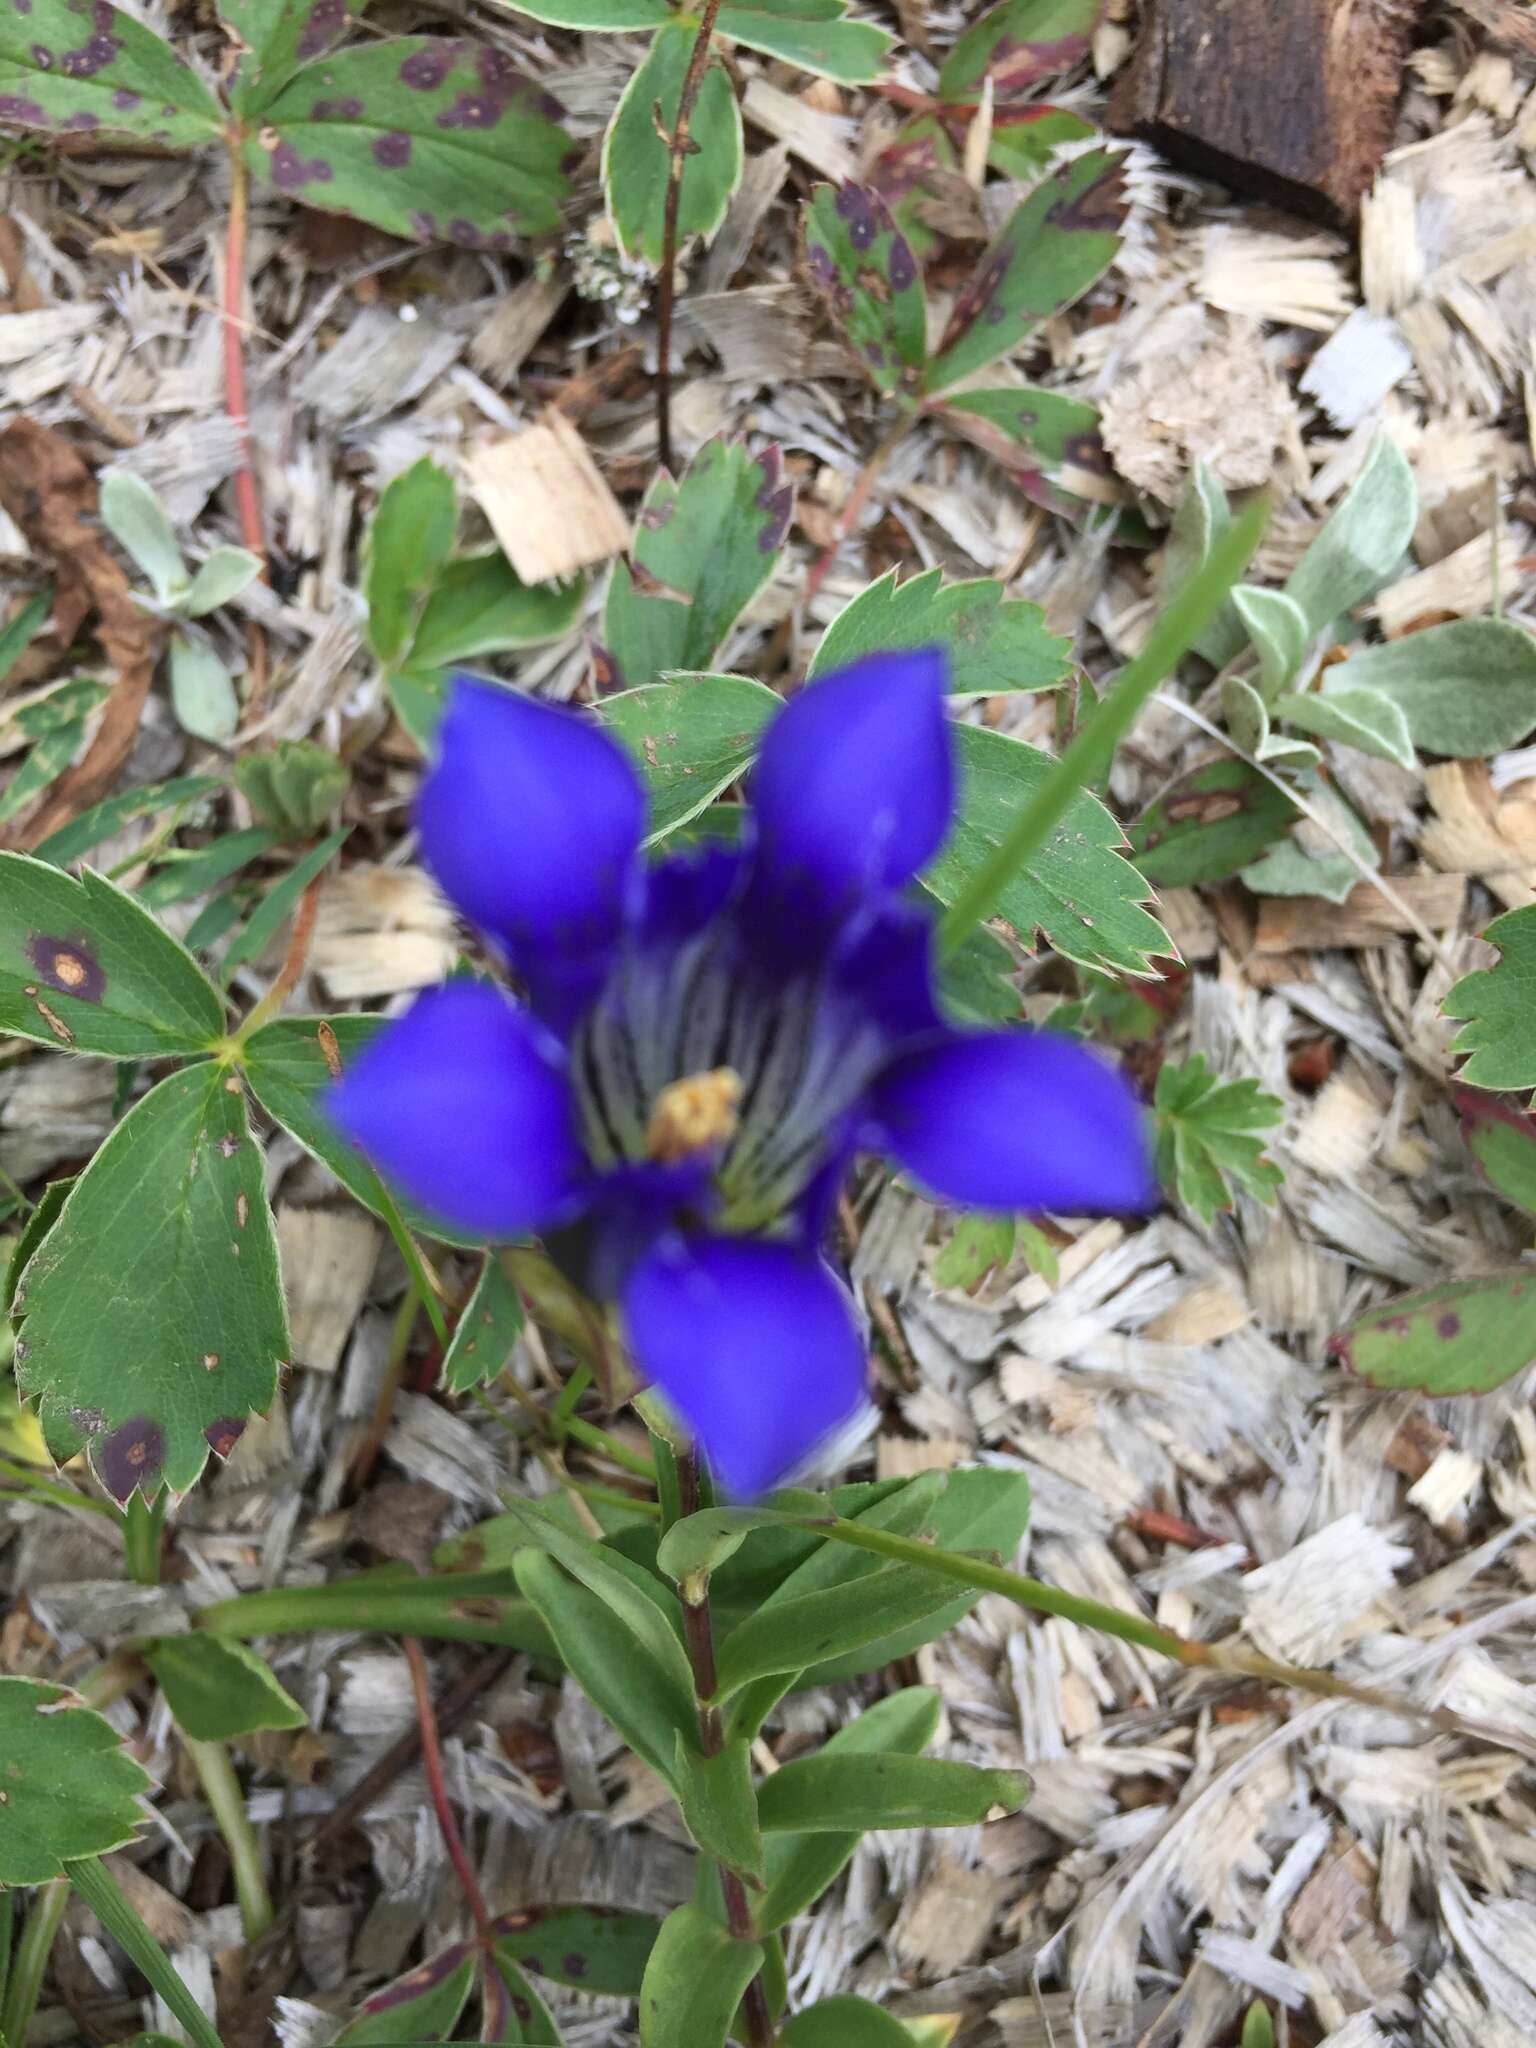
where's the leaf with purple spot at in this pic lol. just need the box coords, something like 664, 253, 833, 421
219, 0, 367, 117
481, 1953, 560, 2044
868, 115, 957, 258
1457, 1084, 1536, 1217
937, 383, 1116, 517
803, 181, 927, 401
0, 0, 221, 146
12, 1063, 289, 1502
335, 1943, 477, 2045
923, 145, 1126, 396
602, 19, 742, 265
603, 438, 794, 688
249, 36, 573, 243
490, 1903, 661, 1996
937, 0, 1100, 105
1328, 1271, 1536, 1396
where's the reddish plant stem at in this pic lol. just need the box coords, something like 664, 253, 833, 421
403, 1636, 492, 1939
802, 415, 913, 606
674, 1449, 775, 2048
654, 0, 727, 472
240, 871, 324, 1036
222, 138, 266, 567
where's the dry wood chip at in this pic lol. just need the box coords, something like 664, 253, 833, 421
1100, 322, 1300, 499
1142, 1279, 1252, 1345
312, 864, 460, 1002
1252, 875, 1466, 952
892, 1857, 1015, 1972
464, 410, 630, 583
275, 1205, 380, 1375
1373, 525, 1519, 631
1244, 1512, 1411, 1662
1420, 760, 1536, 909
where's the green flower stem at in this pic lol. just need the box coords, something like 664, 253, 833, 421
937, 489, 1269, 959
197, 1570, 553, 1656
374, 1189, 450, 1349
673, 1448, 776, 2048
561, 1413, 655, 1480
0, 1881, 67, 2048
548, 1361, 594, 1439
122, 1489, 166, 1587
0, 1891, 13, 2018
184, 1737, 273, 1941
68, 1856, 223, 2048
802, 1515, 1467, 1730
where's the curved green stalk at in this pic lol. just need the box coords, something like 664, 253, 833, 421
0, 1882, 67, 2048
938, 490, 1269, 957
69, 1857, 224, 2048
184, 1738, 272, 1941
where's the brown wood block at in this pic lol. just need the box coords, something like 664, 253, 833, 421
1108, 0, 1425, 223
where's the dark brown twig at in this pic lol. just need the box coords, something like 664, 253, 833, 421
654, 0, 727, 471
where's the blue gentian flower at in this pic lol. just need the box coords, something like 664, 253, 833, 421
326, 652, 1155, 1496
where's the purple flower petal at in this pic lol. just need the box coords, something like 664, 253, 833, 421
747, 649, 953, 965
830, 901, 943, 1041
417, 677, 645, 1028
623, 1234, 868, 1497
867, 1029, 1156, 1213
326, 982, 590, 1239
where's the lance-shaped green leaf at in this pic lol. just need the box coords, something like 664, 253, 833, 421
13, 1065, 288, 1502
756, 1688, 941, 1933
987, 102, 1097, 178
939, 384, 1112, 514
604, 22, 742, 264
1162, 460, 1245, 665
1154, 1054, 1283, 1227
512, 1551, 694, 1783
1322, 616, 1536, 759
1457, 1085, 1536, 1216
924, 148, 1125, 395
200, 1564, 555, 1656
0, 1677, 153, 1883
407, 552, 585, 669
800, 1465, 1033, 1685
1275, 684, 1414, 768
0, 1, 222, 146
248, 39, 573, 245
0, 678, 111, 828
145, 1635, 306, 1741
1283, 431, 1415, 633
1328, 1270, 1536, 1395
603, 440, 793, 688
441, 1255, 526, 1394
481, 1954, 561, 2044
1128, 758, 1297, 887
759, 1752, 1028, 1833
674, 1733, 764, 1880
938, 0, 1099, 102
242, 1012, 485, 1247
715, 1561, 979, 1697
221, 0, 368, 116
869, 115, 957, 255
780, 1997, 918, 2047
804, 182, 926, 400
33, 774, 221, 868
0, 853, 225, 1057
494, 0, 670, 25
495, 1494, 696, 1702
716, 0, 892, 84
336, 1942, 477, 2045
490, 1903, 661, 1996
364, 455, 458, 667
925, 725, 1170, 978
1444, 903, 1536, 1092
169, 634, 239, 745
604, 675, 779, 841
1221, 676, 1319, 773
810, 568, 1070, 698
100, 469, 184, 605
1240, 782, 1378, 905
639, 1904, 764, 2048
